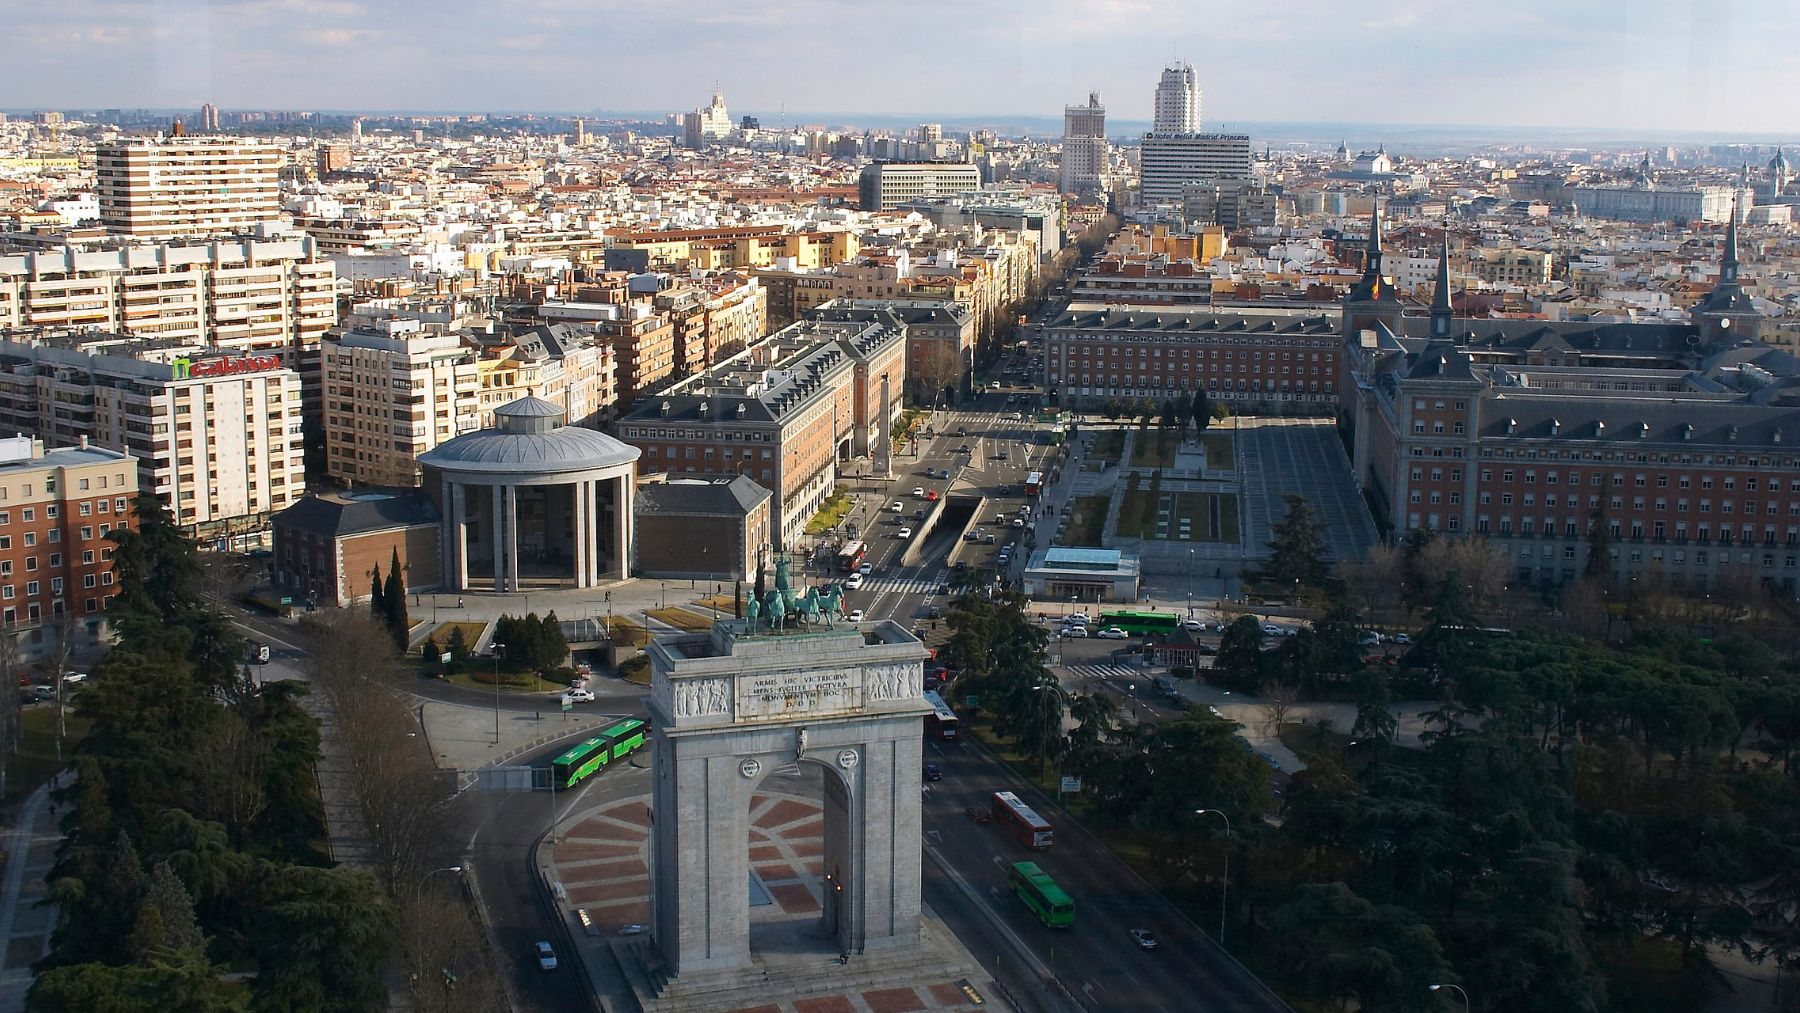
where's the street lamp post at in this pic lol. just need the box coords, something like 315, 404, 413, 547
1428, 983, 1470, 1012
416, 865, 464, 903
1195, 808, 1231, 947
490, 643, 506, 744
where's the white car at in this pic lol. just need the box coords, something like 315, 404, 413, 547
897, 527, 913, 539
1391, 632, 1413, 645
890, 501, 903, 513
1095, 626, 1130, 640
1011, 517, 1025, 527
1359, 630, 1382, 646
1183, 619, 1206, 632
562, 688, 595, 704
989, 380, 1001, 389
534, 941, 559, 972
1261, 624, 1284, 636
61, 671, 89, 684
847, 609, 865, 622
1011, 412, 1024, 421
913, 487, 925, 497
858, 562, 873, 575
1068, 613, 1091, 625
844, 573, 866, 589
1062, 626, 1089, 638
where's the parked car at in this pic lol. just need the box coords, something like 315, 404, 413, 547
562, 688, 596, 704
1359, 630, 1382, 646
1129, 928, 1159, 951
1068, 613, 1092, 625
844, 573, 866, 589
1062, 626, 1089, 638
1391, 632, 1413, 645
62, 671, 89, 684
1183, 619, 1206, 632
1261, 624, 1284, 636
534, 941, 559, 972
1096, 626, 1130, 640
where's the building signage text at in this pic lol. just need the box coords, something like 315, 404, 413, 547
173, 354, 283, 380
735, 668, 860, 721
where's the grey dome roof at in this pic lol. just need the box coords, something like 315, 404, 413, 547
419, 420, 641, 475
495, 396, 565, 419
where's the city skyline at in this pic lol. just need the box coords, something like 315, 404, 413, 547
8, 0, 1800, 134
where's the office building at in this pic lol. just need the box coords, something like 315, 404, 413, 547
0, 238, 336, 355
0, 435, 139, 658
271, 488, 441, 608
1061, 91, 1109, 197
1469, 247, 1554, 287
317, 143, 351, 176
1138, 133, 1253, 205
322, 321, 617, 488
857, 162, 982, 212
0, 338, 304, 535
807, 298, 975, 404
1153, 63, 1202, 134
95, 137, 283, 239
685, 91, 733, 148
617, 315, 906, 549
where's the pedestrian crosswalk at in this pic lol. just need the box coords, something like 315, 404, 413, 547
856, 569, 949, 598
1061, 663, 1143, 682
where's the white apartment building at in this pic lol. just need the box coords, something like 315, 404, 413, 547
857, 163, 982, 212
0, 238, 336, 354
322, 322, 617, 487
0, 338, 305, 533
1139, 134, 1253, 205
95, 137, 283, 239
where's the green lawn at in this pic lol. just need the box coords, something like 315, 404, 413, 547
1129, 430, 1179, 469
4, 707, 88, 804
1088, 430, 1125, 465
646, 607, 714, 632
1116, 490, 1240, 542
1199, 432, 1234, 471
1060, 496, 1110, 547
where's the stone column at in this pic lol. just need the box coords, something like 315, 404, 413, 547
451, 482, 470, 591
504, 485, 521, 590
439, 475, 454, 591
571, 481, 588, 588
613, 473, 632, 579
589, 480, 604, 586
491, 485, 507, 592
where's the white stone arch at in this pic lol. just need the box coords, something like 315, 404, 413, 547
739, 750, 863, 953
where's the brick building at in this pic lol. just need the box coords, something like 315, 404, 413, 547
634, 474, 772, 581
270, 488, 441, 608
1341, 212, 1800, 592
0, 436, 138, 659
616, 315, 906, 549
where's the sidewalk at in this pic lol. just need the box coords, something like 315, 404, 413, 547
0, 773, 66, 1013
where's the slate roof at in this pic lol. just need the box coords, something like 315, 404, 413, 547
1479, 391, 1798, 450
636, 475, 772, 517
275, 488, 440, 538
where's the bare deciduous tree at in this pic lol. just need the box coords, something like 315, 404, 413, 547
1260, 680, 1299, 738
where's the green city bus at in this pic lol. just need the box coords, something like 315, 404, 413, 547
1097, 610, 1181, 636
550, 718, 649, 790
1008, 861, 1075, 928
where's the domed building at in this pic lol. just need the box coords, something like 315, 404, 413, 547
420, 396, 640, 591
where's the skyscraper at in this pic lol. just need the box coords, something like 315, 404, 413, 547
199, 102, 219, 131
1153, 63, 1201, 134
685, 90, 732, 148
1060, 91, 1108, 197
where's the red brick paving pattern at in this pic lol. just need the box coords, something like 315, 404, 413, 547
863, 987, 928, 1012
794, 998, 856, 1013
723, 1006, 781, 1013
767, 883, 821, 914
927, 982, 974, 1007
754, 797, 818, 828
554, 840, 641, 861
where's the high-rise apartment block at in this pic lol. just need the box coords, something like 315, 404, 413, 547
1061, 91, 1108, 197
1153, 63, 1202, 134
1139, 134, 1253, 206
199, 103, 219, 131
0, 238, 336, 355
321, 321, 617, 488
857, 162, 982, 211
684, 91, 733, 148
95, 137, 283, 239
0, 338, 305, 533
0, 435, 139, 658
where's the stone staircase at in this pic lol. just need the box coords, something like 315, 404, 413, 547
609, 933, 979, 1013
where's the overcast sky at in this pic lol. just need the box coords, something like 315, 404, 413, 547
7, 0, 1799, 136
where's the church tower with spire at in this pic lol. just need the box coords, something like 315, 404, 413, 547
1430, 230, 1455, 340
1690, 206, 1761, 344
1342, 202, 1402, 339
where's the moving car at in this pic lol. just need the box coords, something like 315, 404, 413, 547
923, 763, 943, 781
964, 530, 981, 541
562, 688, 596, 704
844, 573, 865, 589
913, 486, 925, 497
925, 489, 940, 502
1129, 928, 1159, 951
1068, 613, 1091, 625
1261, 624, 1284, 636
1062, 626, 1089, 638
1359, 630, 1382, 646
1096, 626, 1130, 640
989, 380, 1000, 390
534, 941, 559, 972
858, 562, 873, 575
62, 671, 89, 684
897, 527, 913, 539
847, 609, 866, 622
1183, 618, 1206, 631
1011, 517, 1025, 527
890, 501, 903, 513
999, 484, 1012, 495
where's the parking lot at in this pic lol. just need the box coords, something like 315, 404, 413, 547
1238, 418, 1379, 564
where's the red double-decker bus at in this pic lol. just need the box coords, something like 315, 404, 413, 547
990, 790, 1054, 849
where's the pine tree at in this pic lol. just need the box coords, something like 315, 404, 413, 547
368, 563, 385, 625
1190, 387, 1211, 433
131, 862, 204, 959
1264, 493, 1331, 591
421, 635, 440, 676
382, 548, 407, 650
